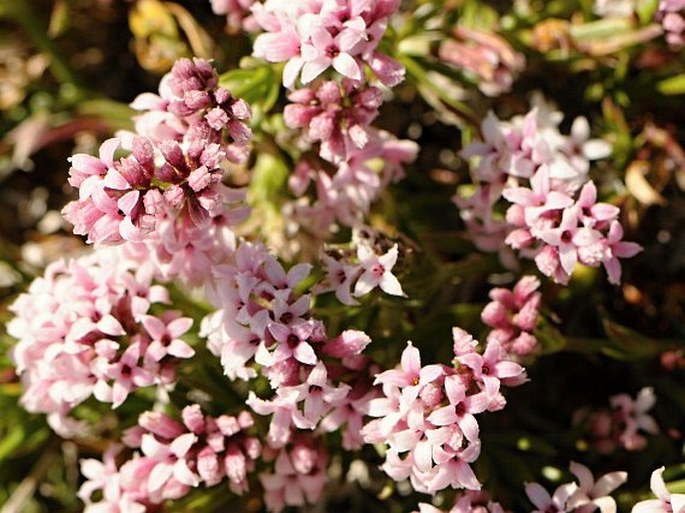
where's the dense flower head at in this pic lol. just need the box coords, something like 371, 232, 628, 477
79, 405, 261, 511
481, 275, 542, 356
252, 0, 404, 88
457, 101, 641, 284
131, 57, 252, 163
8, 248, 193, 435
284, 79, 383, 163
362, 330, 526, 494
62, 133, 248, 247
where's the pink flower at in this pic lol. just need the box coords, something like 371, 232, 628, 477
602, 221, 642, 285
439, 25, 525, 97
142, 432, 200, 493
289, 362, 350, 424
610, 387, 659, 451
299, 21, 365, 83
632, 467, 685, 513
353, 242, 405, 297
142, 313, 194, 362
567, 461, 627, 513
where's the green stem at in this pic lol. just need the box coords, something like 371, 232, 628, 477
2, 0, 80, 86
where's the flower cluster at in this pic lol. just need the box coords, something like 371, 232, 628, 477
481, 275, 541, 357
457, 103, 641, 284
59, 57, 252, 290
8, 249, 193, 434
79, 405, 261, 511
281, 80, 417, 239
284, 79, 383, 164
574, 387, 659, 453
202, 238, 379, 456
525, 461, 627, 513
362, 329, 526, 494
131, 56, 252, 162
62, 57, 250, 249
252, 0, 404, 88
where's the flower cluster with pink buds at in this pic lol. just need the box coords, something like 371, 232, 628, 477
8, 249, 193, 435
282, 80, 417, 237
131, 57, 252, 162
457, 103, 642, 285
525, 461, 627, 513
362, 328, 526, 494
481, 275, 542, 357
284, 79, 383, 164
655, 0, 685, 47
574, 387, 659, 453
252, 0, 405, 88
62, 57, 251, 250
438, 25, 525, 97
79, 405, 261, 511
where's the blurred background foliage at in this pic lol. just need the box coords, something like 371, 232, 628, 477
0, 0, 683, 512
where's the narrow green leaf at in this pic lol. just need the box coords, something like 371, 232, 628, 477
0, 427, 24, 461
657, 74, 685, 95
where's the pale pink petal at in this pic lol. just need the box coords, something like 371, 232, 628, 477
333, 53, 362, 80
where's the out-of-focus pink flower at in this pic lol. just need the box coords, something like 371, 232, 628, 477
655, 1, 685, 47
439, 25, 525, 97
610, 387, 659, 451
259, 436, 328, 513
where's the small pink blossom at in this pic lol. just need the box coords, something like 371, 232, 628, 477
353, 243, 405, 298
